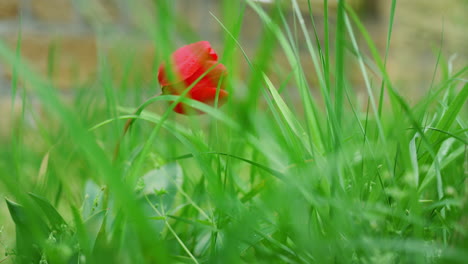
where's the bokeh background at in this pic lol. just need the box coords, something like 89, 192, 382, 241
0, 0, 467, 138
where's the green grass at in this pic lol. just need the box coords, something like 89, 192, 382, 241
1, 0, 467, 263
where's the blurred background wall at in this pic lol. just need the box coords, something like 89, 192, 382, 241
0, 0, 467, 136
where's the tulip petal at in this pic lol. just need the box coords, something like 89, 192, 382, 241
169, 87, 228, 115
158, 41, 219, 87
185, 61, 227, 89
190, 87, 229, 106
174, 102, 187, 114
157, 41, 228, 115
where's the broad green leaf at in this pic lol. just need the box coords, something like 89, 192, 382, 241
82, 180, 105, 220
29, 192, 67, 229
85, 210, 107, 252
73, 209, 107, 255
138, 162, 184, 213
5, 198, 28, 225
5, 198, 48, 263
72, 206, 87, 252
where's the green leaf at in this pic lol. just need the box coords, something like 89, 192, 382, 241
139, 162, 184, 213
5, 197, 28, 225
73, 208, 107, 255
5, 198, 48, 263
409, 134, 420, 187
84, 210, 107, 252
263, 74, 309, 150
430, 84, 468, 146
419, 138, 461, 193
29, 192, 67, 229
72, 206, 87, 251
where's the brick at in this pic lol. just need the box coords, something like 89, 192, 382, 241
0, 97, 22, 139
0, 0, 19, 19
2, 34, 97, 89
76, 0, 120, 24
256, 0, 363, 12
0, 33, 161, 90
31, 0, 75, 23
106, 39, 158, 86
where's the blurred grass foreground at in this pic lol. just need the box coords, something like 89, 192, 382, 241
0, 0, 467, 263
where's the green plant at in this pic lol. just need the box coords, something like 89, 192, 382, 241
0, 0, 467, 263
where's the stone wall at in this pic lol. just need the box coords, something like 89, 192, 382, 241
0, 0, 122, 90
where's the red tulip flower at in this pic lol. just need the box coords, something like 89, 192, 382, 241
158, 41, 229, 114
